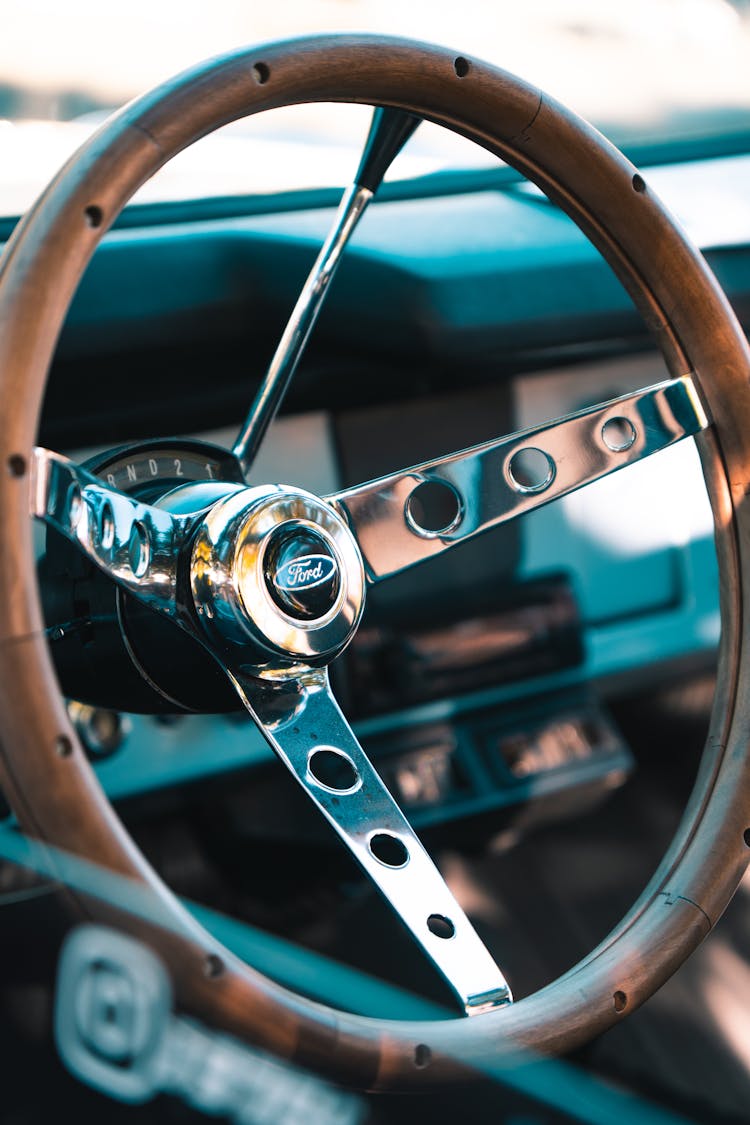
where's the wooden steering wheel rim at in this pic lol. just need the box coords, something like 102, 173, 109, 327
0, 34, 749, 1089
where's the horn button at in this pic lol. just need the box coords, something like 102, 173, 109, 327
264, 526, 341, 621
190, 485, 365, 672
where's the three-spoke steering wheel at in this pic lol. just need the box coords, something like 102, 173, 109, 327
1, 35, 749, 1088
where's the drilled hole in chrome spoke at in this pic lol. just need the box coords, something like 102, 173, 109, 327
307, 747, 360, 792
369, 832, 410, 868
127, 521, 151, 578
602, 416, 637, 452
427, 913, 456, 939
507, 447, 555, 494
405, 479, 461, 536
99, 501, 115, 550
67, 483, 83, 528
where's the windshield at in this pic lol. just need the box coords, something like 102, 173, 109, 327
1, 0, 750, 215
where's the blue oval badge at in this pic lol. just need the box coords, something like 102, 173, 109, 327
274, 553, 337, 592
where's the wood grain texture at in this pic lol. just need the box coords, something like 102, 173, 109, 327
0, 35, 749, 1088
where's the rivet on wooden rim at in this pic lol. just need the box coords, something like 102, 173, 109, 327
84, 205, 103, 228
7, 454, 26, 478
204, 953, 225, 979
414, 1043, 432, 1068
56, 735, 74, 758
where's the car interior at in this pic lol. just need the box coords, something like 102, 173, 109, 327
1, 6, 750, 1124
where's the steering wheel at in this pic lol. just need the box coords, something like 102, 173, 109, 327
1, 34, 749, 1089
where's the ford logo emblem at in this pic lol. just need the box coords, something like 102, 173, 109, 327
274, 553, 338, 593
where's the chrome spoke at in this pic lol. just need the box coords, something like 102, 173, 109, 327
31, 446, 193, 618
233, 108, 420, 476
232, 181, 371, 476
232, 667, 512, 1015
330, 375, 709, 582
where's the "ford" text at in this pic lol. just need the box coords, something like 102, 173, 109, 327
274, 554, 337, 592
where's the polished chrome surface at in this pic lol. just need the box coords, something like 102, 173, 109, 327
235, 668, 512, 1015
331, 376, 709, 581
31, 446, 192, 617
233, 184, 373, 476
190, 484, 365, 675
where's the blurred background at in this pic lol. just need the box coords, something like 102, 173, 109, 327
1, 0, 750, 213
